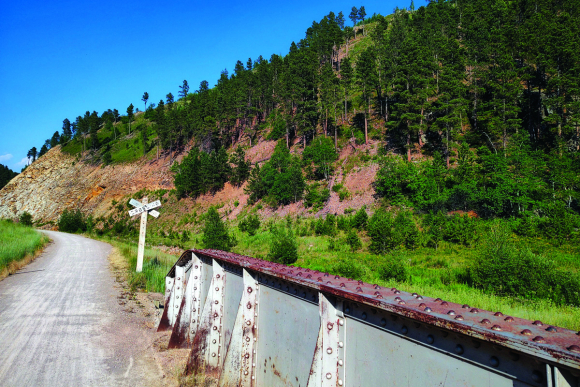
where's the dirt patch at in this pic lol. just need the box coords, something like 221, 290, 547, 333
108, 247, 196, 386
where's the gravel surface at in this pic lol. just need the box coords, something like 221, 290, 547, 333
0, 231, 167, 387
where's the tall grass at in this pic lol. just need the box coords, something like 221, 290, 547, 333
0, 219, 49, 276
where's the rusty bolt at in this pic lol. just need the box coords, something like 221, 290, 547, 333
374, 284, 380, 290
412, 293, 418, 297
399, 301, 406, 305
462, 304, 470, 309
395, 297, 402, 301
416, 296, 423, 300
247, 287, 253, 293
177, 287, 180, 290
491, 325, 502, 331
435, 298, 442, 302
357, 280, 363, 285
504, 316, 515, 322
214, 312, 218, 318
532, 320, 543, 326
494, 312, 503, 317
481, 319, 491, 325
324, 273, 330, 277
427, 335, 434, 344
532, 336, 546, 343
212, 353, 216, 357
455, 315, 464, 321
246, 320, 252, 326
245, 353, 250, 358
215, 300, 219, 304
326, 373, 332, 380
215, 287, 220, 291
340, 283, 346, 288
216, 274, 220, 278
546, 326, 557, 332
327, 322, 334, 330
521, 329, 532, 336
441, 301, 449, 306
327, 348, 333, 354
335, 275, 340, 279
447, 310, 456, 316
195, 265, 198, 269
213, 326, 218, 331
391, 287, 397, 291
317, 277, 323, 282
247, 302, 252, 309
394, 290, 401, 295
246, 337, 251, 342
567, 345, 580, 353
424, 307, 432, 312
244, 371, 249, 376
356, 287, 363, 292
306, 274, 312, 279
177, 277, 181, 281
489, 357, 499, 367
212, 339, 217, 344
419, 303, 426, 308
455, 345, 464, 355
470, 308, 479, 313
192, 319, 196, 323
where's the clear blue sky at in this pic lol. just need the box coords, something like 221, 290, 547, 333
0, 0, 409, 172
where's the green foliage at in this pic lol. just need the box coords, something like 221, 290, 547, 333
379, 254, 408, 282
58, 209, 87, 233
18, 212, 33, 227
239, 214, 261, 236
367, 210, 419, 254
468, 224, 580, 306
345, 229, 362, 252
302, 136, 337, 180
304, 183, 330, 210
230, 146, 251, 186
331, 257, 366, 279
174, 147, 231, 198
267, 227, 298, 265
0, 164, 18, 190
202, 207, 236, 251
351, 207, 368, 230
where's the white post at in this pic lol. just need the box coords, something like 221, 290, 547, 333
136, 197, 148, 273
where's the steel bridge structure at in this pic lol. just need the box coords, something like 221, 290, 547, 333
157, 249, 580, 387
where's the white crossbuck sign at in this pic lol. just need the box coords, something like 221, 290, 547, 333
128, 198, 162, 272
128, 198, 161, 217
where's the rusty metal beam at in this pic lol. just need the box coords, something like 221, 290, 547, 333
159, 249, 580, 386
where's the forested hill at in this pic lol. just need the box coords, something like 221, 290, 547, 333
15, 1, 580, 225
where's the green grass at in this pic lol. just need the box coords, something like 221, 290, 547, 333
96, 236, 177, 293
0, 220, 49, 275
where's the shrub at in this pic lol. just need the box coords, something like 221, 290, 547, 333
345, 229, 362, 252
267, 227, 298, 265
58, 209, 87, 233
331, 258, 366, 279
239, 214, 261, 236
379, 255, 408, 282
367, 210, 399, 254
19, 212, 33, 227
468, 224, 580, 306
202, 207, 236, 251
337, 215, 351, 231
351, 207, 368, 230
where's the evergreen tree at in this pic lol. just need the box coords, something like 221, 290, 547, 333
142, 92, 149, 111
202, 207, 236, 251
126, 103, 134, 134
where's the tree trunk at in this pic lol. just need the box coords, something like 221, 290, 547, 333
418, 106, 424, 150
407, 130, 411, 162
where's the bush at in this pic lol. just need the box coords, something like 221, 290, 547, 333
468, 224, 580, 306
239, 214, 261, 236
379, 255, 408, 282
331, 258, 366, 279
58, 209, 87, 233
19, 212, 33, 227
345, 229, 362, 252
351, 207, 368, 230
267, 227, 298, 265
202, 207, 236, 251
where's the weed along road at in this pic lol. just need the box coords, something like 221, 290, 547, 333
0, 231, 164, 387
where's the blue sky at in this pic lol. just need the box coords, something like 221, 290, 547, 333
0, 0, 409, 172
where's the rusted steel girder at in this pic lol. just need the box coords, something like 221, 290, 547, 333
158, 249, 580, 387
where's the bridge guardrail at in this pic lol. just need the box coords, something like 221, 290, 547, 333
157, 249, 580, 387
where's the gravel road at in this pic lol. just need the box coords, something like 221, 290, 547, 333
0, 231, 165, 387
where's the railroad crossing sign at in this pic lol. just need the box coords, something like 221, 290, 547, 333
128, 197, 162, 273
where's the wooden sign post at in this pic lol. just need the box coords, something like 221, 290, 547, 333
128, 197, 161, 273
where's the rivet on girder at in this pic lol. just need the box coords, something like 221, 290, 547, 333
470, 308, 479, 313
454, 315, 464, 321
327, 348, 333, 354
531, 371, 542, 383
338, 360, 344, 366
247, 287, 253, 293
338, 342, 344, 348
212, 339, 216, 344
504, 316, 514, 322
194, 276, 198, 279
246, 320, 252, 326
338, 380, 343, 386
532, 320, 543, 326
491, 325, 502, 331
213, 326, 218, 331
362, 313, 367, 320
402, 326, 408, 334
427, 335, 434, 344
481, 319, 491, 325
489, 356, 499, 367
494, 312, 503, 317
455, 345, 464, 355
380, 318, 387, 326
546, 326, 557, 332
567, 345, 580, 353
327, 322, 334, 330
521, 329, 533, 336
244, 353, 250, 358
462, 304, 470, 309
215, 287, 219, 291
447, 310, 456, 316
326, 373, 332, 379
213, 313, 218, 318
532, 336, 546, 343
216, 274, 220, 278
246, 337, 251, 342
212, 353, 216, 357
215, 300, 219, 304
424, 307, 432, 312
338, 319, 344, 326
244, 371, 249, 376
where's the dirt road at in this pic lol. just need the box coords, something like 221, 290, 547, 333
0, 231, 167, 387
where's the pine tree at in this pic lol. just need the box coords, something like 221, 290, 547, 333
142, 92, 149, 111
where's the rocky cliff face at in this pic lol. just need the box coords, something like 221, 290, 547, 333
0, 147, 174, 223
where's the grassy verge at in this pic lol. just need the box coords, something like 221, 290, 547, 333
94, 235, 178, 293
0, 220, 50, 279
